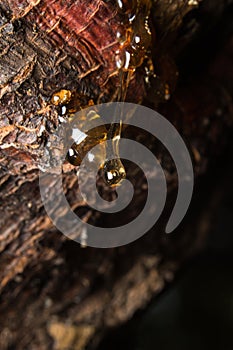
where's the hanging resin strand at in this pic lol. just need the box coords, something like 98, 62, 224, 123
103, 0, 152, 186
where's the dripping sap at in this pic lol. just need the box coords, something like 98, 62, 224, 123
53, 1, 152, 187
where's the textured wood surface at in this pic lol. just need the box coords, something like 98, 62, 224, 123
0, 0, 233, 349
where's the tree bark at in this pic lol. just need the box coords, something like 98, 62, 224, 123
0, 0, 233, 349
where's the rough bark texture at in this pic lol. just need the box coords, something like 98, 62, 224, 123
0, 0, 233, 349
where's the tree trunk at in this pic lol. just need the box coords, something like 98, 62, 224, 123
0, 0, 233, 349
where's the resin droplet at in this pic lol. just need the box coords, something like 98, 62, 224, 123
66, 147, 82, 166
103, 158, 126, 186
51, 89, 72, 106
66, 110, 107, 167
102, 122, 127, 187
